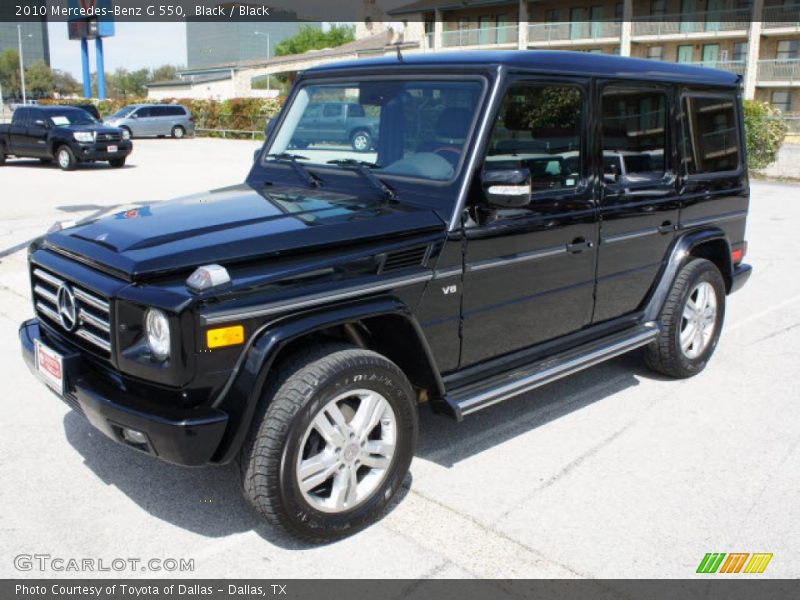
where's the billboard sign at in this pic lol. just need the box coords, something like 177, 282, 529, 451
67, 0, 115, 40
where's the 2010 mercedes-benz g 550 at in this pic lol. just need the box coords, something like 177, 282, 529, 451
20, 51, 752, 541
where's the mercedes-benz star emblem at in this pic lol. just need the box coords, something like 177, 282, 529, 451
56, 284, 77, 331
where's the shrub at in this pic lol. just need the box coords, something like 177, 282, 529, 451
743, 99, 788, 170
39, 96, 285, 139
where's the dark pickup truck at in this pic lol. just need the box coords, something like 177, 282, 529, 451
290, 101, 379, 152
0, 105, 132, 170
20, 51, 751, 542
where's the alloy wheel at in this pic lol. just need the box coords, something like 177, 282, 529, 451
679, 281, 718, 359
295, 389, 397, 514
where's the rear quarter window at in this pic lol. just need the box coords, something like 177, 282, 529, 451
681, 95, 741, 174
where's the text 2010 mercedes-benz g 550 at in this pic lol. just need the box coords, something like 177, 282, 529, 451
19, 51, 752, 541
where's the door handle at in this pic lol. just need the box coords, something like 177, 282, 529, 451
566, 238, 593, 253
657, 221, 674, 234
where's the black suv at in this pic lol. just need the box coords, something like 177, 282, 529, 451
0, 106, 132, 170
19, 51, 751, 541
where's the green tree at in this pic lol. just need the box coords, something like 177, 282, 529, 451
274, 24, 355, 57
25, 60, 54, 97
151, 64, 181, 82
0, 48, 22, 97
52, 69, 81, 96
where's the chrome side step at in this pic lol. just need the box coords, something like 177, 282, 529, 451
443, 323, 660, 420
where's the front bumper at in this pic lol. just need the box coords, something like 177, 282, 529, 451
730, 263, 752, 294
20, 319, 227, 466
73, 140, 133, 162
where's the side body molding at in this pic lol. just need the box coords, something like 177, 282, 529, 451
210, 296, 444, 464
643, 227, 732, 323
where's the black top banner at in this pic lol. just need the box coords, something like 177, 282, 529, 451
1, 0, 765, 23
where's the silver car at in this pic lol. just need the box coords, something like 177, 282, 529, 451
104, 104, 194, 140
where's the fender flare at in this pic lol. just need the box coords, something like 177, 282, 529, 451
210, 295, 442, 463
643, 227, 732, 322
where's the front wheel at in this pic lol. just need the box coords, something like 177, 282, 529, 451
240, 345, 417, 542
644, 257, 726, 378
56, 146, 77, 171
109, 157, 126, 168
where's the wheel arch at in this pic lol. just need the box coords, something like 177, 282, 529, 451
643, 227, 733, 322
211, 296, 443, 463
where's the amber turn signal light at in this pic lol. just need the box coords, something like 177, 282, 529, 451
206, 325, 244, 349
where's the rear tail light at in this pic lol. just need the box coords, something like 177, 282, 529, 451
731, 242, 747, 265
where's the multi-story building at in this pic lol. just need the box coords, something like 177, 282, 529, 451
0, 21, 50, 66
388, 0, 800, 113
187, 21, 320, 69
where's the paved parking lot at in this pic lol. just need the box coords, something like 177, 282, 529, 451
0, 138, 798, 579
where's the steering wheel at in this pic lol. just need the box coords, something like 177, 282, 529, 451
433, 145, 462, 163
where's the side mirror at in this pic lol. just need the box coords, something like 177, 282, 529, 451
603, 162, 620, 184
130, 113, 138, 119
253, 147, 262, 162
481, 168, 532, 208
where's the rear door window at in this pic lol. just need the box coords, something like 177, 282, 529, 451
681, 95, 741, 173
601, 87, 667, 183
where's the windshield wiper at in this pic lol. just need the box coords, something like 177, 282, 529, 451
267, 153, 321, 189
326, 159, 397, 202
327, 158, 381, 169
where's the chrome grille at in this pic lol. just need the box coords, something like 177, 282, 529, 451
32, 268, 112, 355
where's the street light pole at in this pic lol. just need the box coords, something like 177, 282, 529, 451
17, 24, 27, 105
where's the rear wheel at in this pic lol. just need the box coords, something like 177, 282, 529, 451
109, 157, 126, 168
351, 130, 372, 152
240, 344, 417, 542
56, 146, 77, 171
644, 257, 726, 378
171, 125, 185, 139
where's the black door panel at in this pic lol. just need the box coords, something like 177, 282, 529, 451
461, 79, 597, 367
594, 82, 679, 323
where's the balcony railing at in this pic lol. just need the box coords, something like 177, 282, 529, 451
528, 19, 621, 43
687, 60, 747, 76
762, 4, 800, 30
758, 59, 800, 83
632, 8, 751, 37
441, 25, 519, 48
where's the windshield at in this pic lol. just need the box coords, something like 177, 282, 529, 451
47, 109, 97, 127
111, 106, 137, 118
265, 78, 485, 182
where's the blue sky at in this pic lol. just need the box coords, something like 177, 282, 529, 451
47, 22, 187, 76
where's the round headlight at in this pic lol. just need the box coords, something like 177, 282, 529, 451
144, 308, 170, 361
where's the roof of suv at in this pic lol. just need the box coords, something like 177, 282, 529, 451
306, 50, 740, 87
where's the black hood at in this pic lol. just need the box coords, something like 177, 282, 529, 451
45, 183, 445, 281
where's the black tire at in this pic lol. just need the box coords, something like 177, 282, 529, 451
350, 129, 372, 152
120, 127, 132, 141
171, 125, 185, 139
239, 344, 417, 542
109, 157, 126, 168
55, 145, 77, 171
644, 257, 726, 378
0, 146, 6, 166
